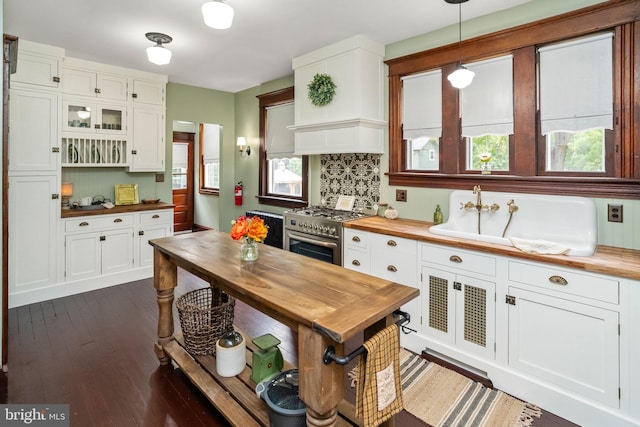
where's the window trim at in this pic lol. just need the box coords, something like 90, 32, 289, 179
386, 0, 640, 199
198, 123, 220, 196
256, 87, 308, 208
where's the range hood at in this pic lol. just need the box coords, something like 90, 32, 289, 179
289, 35, 387, 155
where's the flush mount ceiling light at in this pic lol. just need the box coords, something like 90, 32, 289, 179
202, 0, 235, 29
146, 32, 173, 65
445, 0, 475, 89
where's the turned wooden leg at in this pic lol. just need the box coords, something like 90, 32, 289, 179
153, 249, 177, 365
298, 325, 343, 427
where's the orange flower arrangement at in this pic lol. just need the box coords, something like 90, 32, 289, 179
230, 215, 269, 243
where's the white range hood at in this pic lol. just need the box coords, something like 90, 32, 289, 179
289, 35, 387, 155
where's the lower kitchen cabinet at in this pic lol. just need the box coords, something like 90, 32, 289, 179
421, 265, 496, 360
65, 228, 133, 281
138, 210, 173, 267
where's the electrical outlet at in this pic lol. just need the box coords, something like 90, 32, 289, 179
396, 189, 407, 202
608, 204, 623, 222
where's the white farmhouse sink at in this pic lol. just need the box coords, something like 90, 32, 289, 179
429, 190, 597, 256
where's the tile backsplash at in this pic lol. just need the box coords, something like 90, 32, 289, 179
320, 153, 381, 210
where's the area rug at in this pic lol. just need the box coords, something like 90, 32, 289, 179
349, 348, 542, 427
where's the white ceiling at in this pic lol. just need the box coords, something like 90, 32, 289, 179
4, 0, 531, 93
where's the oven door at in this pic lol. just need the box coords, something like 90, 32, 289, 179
284, 229, 342, 266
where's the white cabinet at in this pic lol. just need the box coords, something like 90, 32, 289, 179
63, 67, 128, 101
9, 89, 60, 172
343, 228, 370, 274
506, 261, 620, 408
10, 40, 63, 89
128, 106, 165, 172
62, 98, 127, 135
8, 175, 59, 296
138, 210, 173, 267
131, 79, 165, 105
64, 214, 134, 281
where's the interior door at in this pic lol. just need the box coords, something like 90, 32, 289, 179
172, 131, 194, 232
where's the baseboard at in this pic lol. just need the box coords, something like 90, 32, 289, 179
192, 224, 213, 232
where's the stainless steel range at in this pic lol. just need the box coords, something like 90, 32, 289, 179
283, 206, 370, 266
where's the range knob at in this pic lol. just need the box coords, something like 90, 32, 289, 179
328, 227, 336, 236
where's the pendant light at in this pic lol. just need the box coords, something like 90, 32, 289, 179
146, 32, 173, 65
202, 0, 235, 29
445, 0, 475, 89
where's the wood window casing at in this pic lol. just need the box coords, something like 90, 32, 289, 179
386, 0, 640, 199
256, 87, 308, 209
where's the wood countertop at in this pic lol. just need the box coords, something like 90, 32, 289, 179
344, 216, 640, 281
61, 202, 174, 218
149, 230, 419, 343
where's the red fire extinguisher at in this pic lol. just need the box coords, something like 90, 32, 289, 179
234, 181, 243, 206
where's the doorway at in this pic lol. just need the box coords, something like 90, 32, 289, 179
172, 131, 194, 232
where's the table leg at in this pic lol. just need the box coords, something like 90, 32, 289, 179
153, 249, 177, 365
298, 325, 343, 427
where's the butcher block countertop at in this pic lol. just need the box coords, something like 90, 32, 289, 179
61, 202, 174, 218
344, 216, 640, 281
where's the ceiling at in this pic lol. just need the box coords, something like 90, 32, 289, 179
4, 0, 531, 93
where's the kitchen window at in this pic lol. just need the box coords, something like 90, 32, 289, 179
386, 1, 640, 199
257, 87, 308, 209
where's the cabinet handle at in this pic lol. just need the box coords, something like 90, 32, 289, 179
352, 236, 360, 242
132, 93, 138, 98
449, 255, 463, 263
52, 76, 60, 83
139, 230, 145, 236
113, 218, 123, 223
387, 240, 397, 247
387, 265, 397, 272
79, 222, 89, 227
549, 275, 568, 286
351, 260, 360, 266
152, 214, 160, 219
100, 235, 106, 241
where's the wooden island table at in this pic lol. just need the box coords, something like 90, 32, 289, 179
150, 230, 419, 427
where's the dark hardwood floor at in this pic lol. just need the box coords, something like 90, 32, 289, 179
0, 269, 578, 427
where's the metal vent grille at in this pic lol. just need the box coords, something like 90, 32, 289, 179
428, 275, 448, 333
463, 284, 487, 347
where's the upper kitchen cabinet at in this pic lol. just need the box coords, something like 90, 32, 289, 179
290, 35, 386, 155
10, 40, 64, 90
131, 79, 165, 106
128, 106, 165, 172
63, 65, 128, 101
62, 98, 127, 135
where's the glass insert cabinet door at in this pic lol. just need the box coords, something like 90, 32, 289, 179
62, 99, 126, 135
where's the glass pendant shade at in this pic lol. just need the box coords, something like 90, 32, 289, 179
146, 44, 172, 65
447, 65, 475, 89
202, 1, 235, 29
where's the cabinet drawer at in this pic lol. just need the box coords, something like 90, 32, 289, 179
508, 261, 619, 304
65, 214, 134, 232
371, 252, 416, 286
370, 234, 416, 255
422, 244, 496, 277
140, 210, 172, 224
343, 248, 370, 274
344, 229, 369, 250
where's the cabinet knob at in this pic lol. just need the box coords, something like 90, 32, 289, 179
95, 88, 101, 94
449, 255, 463, 263
113, 218, 123, 223
387, 240, 397, 247
52, 147, 60, 153
52, 194, 59, 199
387, 265, 397, 272
548, 275, 568, 286
131, 150, 138, 155
351, 260, 360, 266
79, 222, 89, 227
100, 235, 106, 241
352, 236, 360, 242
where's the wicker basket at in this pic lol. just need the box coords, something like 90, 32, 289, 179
176, 287, 235, 355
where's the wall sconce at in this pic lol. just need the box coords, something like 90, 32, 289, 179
61, 182, 73, 210
237, 137, 251, 157
146, 32, 173, 65
202, 0, 235, 29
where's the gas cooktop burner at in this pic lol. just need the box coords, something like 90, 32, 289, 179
285, 206, 369, 222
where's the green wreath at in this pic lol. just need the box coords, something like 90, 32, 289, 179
307, 73, 337, 107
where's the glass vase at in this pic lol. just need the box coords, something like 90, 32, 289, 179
240, 238, 259, 261
481, 162, 492, 175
